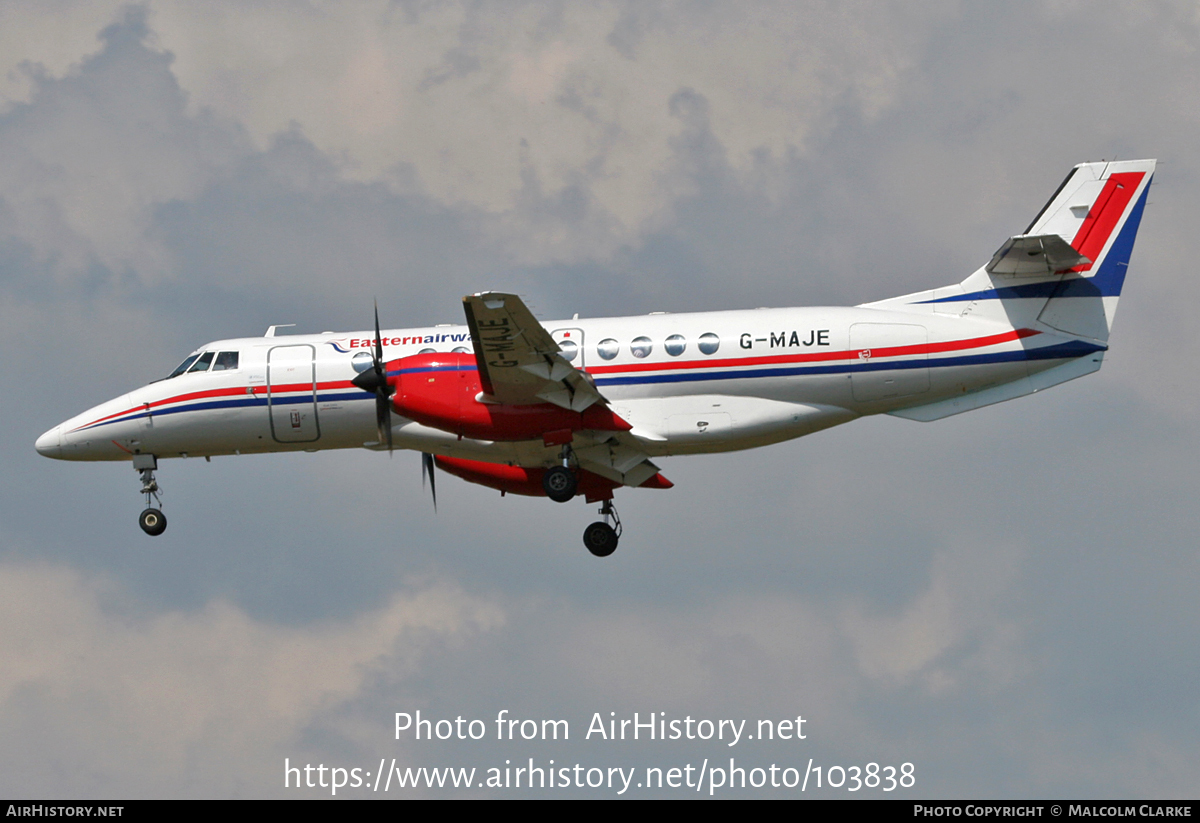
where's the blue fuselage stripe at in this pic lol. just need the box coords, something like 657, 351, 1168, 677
592, 341, 1102, 387
78, 343, 1100, 430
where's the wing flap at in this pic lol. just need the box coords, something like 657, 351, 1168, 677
520, 359, 575, 382
574, 434, 664, 488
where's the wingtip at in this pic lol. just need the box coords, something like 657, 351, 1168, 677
640, 473, 674, 490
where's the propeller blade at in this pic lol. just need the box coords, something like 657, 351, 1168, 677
422, 452, 437, 512
374, 301, 384, 366
358, 300, 395, 454
376, 394, 393, 454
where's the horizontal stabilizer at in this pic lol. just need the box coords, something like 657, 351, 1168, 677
986, 234, 1090, 276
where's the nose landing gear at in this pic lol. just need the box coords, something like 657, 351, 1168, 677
139, 507, 167, 536
133, 454, 166, 536
582, 499, 620, 557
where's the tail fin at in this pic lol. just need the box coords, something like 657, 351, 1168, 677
870, 159, 1155, 342
1025, 159, 1154, 341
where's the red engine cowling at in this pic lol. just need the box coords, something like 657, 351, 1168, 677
386, 352, 631, 441
435, 456, 674, 502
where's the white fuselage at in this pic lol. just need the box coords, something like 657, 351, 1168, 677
35, 304, 1091, 468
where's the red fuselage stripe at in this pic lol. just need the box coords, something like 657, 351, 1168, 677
70, 379, 360, 431
586, 328, 1040, 375
71, 329, 1045, 430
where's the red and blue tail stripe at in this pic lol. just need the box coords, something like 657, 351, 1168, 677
919, 172, 1151, 305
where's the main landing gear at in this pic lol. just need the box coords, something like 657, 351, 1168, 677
133, 454, 167, 536
543, 444, 578, 503
583, 499, 620, 557
543, 466, 577, 502
540, 444, 620, 557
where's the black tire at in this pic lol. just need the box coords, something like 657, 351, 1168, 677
583, 522, 618, 557
543, 466, 577, 503
139, 508, 167, 536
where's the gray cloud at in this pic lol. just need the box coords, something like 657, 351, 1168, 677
2, 0, 1198, 798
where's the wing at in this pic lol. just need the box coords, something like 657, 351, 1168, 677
462, 292, 605, 412
461, 292, 670, 488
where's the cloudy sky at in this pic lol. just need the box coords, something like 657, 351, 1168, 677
4, 0, 1199, 798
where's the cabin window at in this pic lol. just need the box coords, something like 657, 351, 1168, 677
187, 352, 215, 373
418, 348, 436, 354
212, 351, 239, 371
452, 347, 471, 354
664, 335, 686, 356
698, 333, 720, 355
558, 339, 578, 362
167, 354, 201, 379
597, 339, 619, 360
630, 337, 653, 358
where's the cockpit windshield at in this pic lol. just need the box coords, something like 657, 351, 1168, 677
161, 350, 240, 381
166, 353, 201, 379
188, 352, 215, 373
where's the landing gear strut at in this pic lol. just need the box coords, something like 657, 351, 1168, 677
583, 499, 620, 557
133, 454, 166, 536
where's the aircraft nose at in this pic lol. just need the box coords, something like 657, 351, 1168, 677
35, 425, 63, 459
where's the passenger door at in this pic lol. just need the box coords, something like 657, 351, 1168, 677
267, 345, 320, 442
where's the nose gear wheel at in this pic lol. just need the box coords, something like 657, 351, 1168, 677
582, 499, 620, 557
133, 455, 167, 536
139, 508, 167, 536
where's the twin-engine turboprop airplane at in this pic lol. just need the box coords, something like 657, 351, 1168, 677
36, 159, 1155, 556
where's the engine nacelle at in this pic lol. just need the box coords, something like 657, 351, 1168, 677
435, 456, 673, 502
386, 352, 631, 441
435, 456, 615, 501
